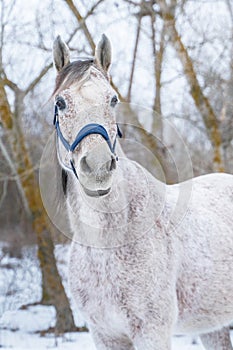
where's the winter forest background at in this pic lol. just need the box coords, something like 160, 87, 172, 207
0, 0, 233, 348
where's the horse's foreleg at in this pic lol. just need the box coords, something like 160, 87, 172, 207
130, 291, 176, 350
132, 332, 171, 350
90, 329, 135, 350
131, 323, 172, 350
200, 327, 232, 350
133, 339, 170, 350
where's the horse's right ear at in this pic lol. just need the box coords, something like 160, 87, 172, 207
53, 35, 70, 72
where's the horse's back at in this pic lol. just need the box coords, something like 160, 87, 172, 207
175, 173, 233, 334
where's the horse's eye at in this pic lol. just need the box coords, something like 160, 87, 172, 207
110, 95, 118, 107
56, 97, 66, 110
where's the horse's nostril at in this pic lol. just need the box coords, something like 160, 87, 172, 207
80, 156, 92, 174
109, 156, 116, 171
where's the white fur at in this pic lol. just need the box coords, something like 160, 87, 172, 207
68, 164, 233, 350
53, 40, 233, 349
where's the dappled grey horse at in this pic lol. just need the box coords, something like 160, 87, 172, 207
51, 34, 233, 349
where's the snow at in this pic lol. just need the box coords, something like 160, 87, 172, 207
0, 306, 205, 350
0, 243, 218, 349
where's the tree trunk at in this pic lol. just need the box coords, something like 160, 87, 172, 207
151, 13, 165, 145
157, 0, 225, 172
127, 14, 142, 102
0, 80, 76, 333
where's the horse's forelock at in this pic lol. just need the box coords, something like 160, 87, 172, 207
53, 59, 97, 96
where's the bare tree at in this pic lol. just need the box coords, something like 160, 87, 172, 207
156, 0, 225, 172
0, 0, 76, 333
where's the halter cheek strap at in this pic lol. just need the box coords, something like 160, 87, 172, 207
54, 105, 122, 180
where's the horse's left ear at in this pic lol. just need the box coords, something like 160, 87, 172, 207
95, 34, 112, 72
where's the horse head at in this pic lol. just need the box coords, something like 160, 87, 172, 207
52, 34, 120, 197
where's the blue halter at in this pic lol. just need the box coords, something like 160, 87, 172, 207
53, 105, 122, 179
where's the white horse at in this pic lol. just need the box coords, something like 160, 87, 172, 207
51, 34, 233, 350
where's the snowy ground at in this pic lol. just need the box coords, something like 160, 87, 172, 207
0, 242, 217, 349
0, 305, 205, 350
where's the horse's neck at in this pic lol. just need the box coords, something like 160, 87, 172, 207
67, 149, 165, 247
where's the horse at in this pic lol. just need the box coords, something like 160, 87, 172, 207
51, 34, 233, 349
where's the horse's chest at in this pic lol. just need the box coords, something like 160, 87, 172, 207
69, 247, 125, 325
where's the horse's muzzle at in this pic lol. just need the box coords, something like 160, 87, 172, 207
77, 142, 116, 195
80, 154, 116, 176
79, 142, 116, 180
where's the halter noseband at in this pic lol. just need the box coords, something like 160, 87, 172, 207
53, 105, 122, 179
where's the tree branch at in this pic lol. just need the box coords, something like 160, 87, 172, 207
157, 0, 224, 171
24, 63, 53, 96
151, 11, 165, 117
84, 0, 105, 19
150, 10, 166, 142
0, 178, 8, 210
63, 0, 126, 102
2, 62, 52, 98
0, 137, 31, 215
2, 75, 19, 93
63, 0, 95, 54
127, 14, 142, 102
110, 79, 127, 103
